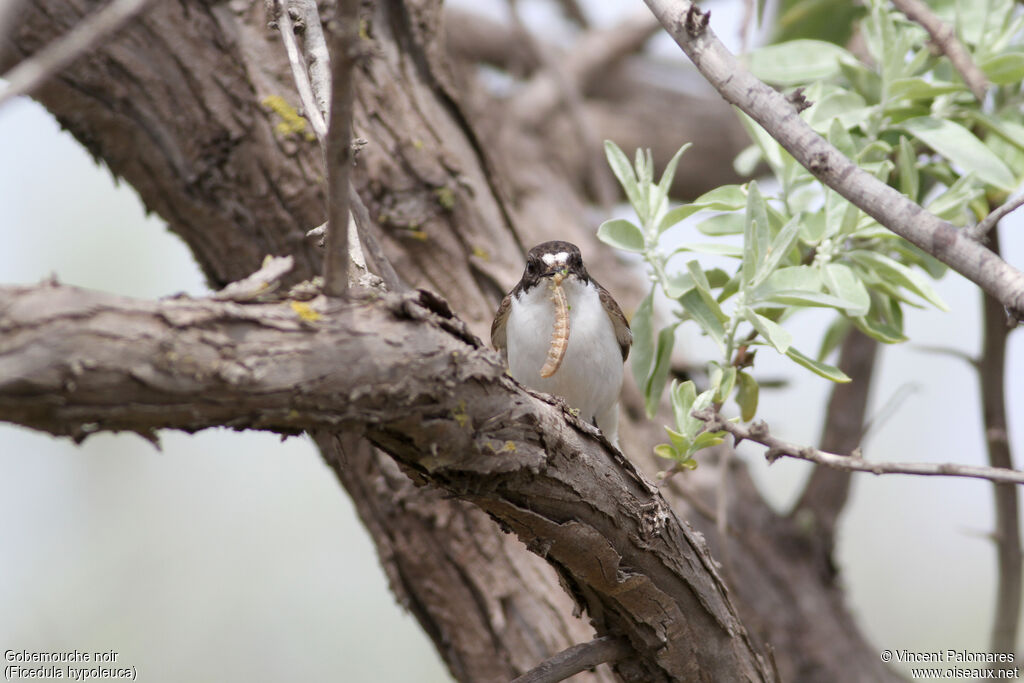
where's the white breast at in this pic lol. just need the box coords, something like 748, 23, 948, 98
505, 278, 624, 440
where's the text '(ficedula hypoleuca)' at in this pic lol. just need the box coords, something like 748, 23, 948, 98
491, 241, 632, 446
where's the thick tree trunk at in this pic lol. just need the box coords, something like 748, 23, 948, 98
1, 1, 900, 680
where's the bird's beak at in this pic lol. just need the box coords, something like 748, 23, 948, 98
543, 264, 570, 279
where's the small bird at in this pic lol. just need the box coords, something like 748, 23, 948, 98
491, 241, 632, 446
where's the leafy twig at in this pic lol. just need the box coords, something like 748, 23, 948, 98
968, 193, 1024, 242
692, 408, 1024, 486
640, 0, 1024, 321
891, 0, 989, 102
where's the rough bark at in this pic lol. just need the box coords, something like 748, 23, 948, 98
2, 1, 903, 681
0, 282, 772, 682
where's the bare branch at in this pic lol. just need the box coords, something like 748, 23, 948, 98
322, 0, 359, 298
511, 636, 631, 683
978, 228, 1021, 652
0, 282, 774, 682
0, 0, 155, 109
891, 0, 989, 102
693, 409, 1024, 486
641, 0, 1024, 320
968, 193, 1024, 242
295, 0, 332, 122
269, 0, 328, 147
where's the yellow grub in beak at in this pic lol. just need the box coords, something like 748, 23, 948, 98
539, 270, 569, 378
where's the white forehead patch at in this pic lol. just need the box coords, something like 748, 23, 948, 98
541, 251, 570, 266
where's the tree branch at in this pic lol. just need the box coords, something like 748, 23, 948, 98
791, 328, 878, 548
968, 193, 1024, 242
322, 0, 358, 298
978, 228, 1021, 653
511, 636, 631, 683
0, 281, 773, 682
890, 0, 989, 102
269, 0, 328, 147
693, 409, 1024, 486
0, 0, 155, 109
641, 0, 1024, 320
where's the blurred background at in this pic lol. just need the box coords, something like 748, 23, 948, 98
1, 1, 1022, 681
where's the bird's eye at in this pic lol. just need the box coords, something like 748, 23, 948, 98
526, 260, 538, 275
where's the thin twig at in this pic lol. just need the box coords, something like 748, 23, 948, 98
891, 0, 989, 102
968, 193, 1024, 242
0, 0, 156, 109
322, 0, 359, 298
296, 0, 332, 120
510, 636, 631, 683
641, 0, 1024, 320
349, 186, 405, 291
270, 0, 328, 147
693, 408, 1024, 486
978, 228, 1021, 653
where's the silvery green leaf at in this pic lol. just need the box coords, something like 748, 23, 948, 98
745, 308, 793, 354
629, 288, 655, 392
785, 346, 851, 382
822, 263, 871, 316
597, 218, 646, 253
848, 250, 949, 311
735, 371, 759, 421
747, 39, 854, 85
697, 212, 746, 236
680, 289, 726, 353
645, 324, 677, 418
901, 117, 1016, 190
604, 140, 645, 220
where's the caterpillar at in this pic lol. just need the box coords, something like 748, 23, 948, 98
539, 271, 570, 378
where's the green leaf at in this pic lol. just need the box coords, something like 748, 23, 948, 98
604, 140, 645, 219
645, 324, 677, 418
679, 289, 726, 352
652, 143, 693, 222
745, 308, 793, 354
756, 265, 823, 294
979, 52, 1024, 84
670, 380, 700, 437
807, 90, 871, 133
629, 288, 655, 391
753, 215, 802, 286
896, 136, 919, 202
848, 250, 949, 311
747, 39, 854, 85
672, 243, 745, 258
710, 364, 737, 405
822, 263, 871, 316
735, 371, 759, 421
743, 182, 770, 288
887, 78, 965, 101
696, 212, 746, 236
785, 346, 851, 382
900, 117, 1016, 190
694, 184, 748, 210
597, 218, 646, 253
